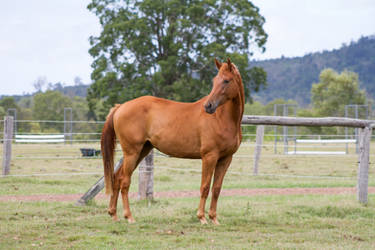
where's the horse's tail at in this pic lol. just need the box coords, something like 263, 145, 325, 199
101, 104, 121, 195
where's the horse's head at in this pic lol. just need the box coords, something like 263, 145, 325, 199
204, 58, 240, 114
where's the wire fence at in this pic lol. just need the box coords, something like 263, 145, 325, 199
1, 142, 370, 179
1, 139, 371, 158
0, 119, 373, 179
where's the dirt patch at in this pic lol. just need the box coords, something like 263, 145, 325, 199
0, 187, 374, 203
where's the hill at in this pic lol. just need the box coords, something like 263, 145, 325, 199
0, 84, 89, 102
253, 35, 375, 106
48, 83, 89, 98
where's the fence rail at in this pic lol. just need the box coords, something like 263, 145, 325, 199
242, 115, 375, 128
15, 134, 65, 143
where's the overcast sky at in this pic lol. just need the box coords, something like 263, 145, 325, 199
0, 0, 374, 95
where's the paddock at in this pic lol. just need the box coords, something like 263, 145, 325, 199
1, 139, 375, 248
1, 115, 375, 248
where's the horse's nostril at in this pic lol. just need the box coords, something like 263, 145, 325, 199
204, 102, 215, 114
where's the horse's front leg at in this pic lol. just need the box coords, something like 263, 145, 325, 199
209, 155, 232, 225
197, 152, 218, 224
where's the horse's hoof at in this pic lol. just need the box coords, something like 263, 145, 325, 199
199, 217, 208, 225
112, 215, 120, 222
211, 218, 220, 225
126, 217, 136, 224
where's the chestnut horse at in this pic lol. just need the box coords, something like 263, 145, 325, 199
101, 58, 244, 225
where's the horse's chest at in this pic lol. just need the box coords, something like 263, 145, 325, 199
216, 127, 241, 154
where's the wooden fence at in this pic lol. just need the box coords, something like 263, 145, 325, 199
243, 115, 374, 204
2, 115, 374, 204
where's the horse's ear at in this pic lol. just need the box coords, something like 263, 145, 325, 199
227, 58, 233, 72
214, 58, 222, 70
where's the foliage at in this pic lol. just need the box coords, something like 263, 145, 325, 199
0, 96, 19, 113
70, 96, 100, 135
32, 91, 73, 131
254, 36, 375, 105
0, 106, 5, 118
0, 96, 32, 132
49, 82, 88, 98
87, 0, 268, 119
244, 101, 266, 116
311, 69, 366, 117
245, 98, 298, 116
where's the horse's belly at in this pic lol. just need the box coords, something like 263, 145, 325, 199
158, 146, 201, 159
150, 134, 201, 159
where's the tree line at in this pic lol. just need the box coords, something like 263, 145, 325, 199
0, 67, 369, 137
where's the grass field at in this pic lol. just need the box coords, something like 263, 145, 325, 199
0, 142, 375, 249
1, 195, 374, 249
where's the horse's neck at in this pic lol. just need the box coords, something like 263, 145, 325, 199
218, 84, 244, 132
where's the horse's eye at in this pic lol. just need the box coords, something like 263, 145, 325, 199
223, 80, 230, 84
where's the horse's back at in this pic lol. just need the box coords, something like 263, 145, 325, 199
113, 96, 204, 157
115, 95, 202, 120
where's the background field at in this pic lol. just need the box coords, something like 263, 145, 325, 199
0, 138, 374, 249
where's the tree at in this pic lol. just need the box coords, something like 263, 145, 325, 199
311, 68, 366, 117
0, 96, 34, 133
33, 76, 47, 93
0, 106, 5, 118
0, 97, 19, 113
74, 76, 84, 86
32, 91, 72, 132
87, 0, 267, 119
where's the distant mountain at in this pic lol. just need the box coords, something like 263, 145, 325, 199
0, 84, 90, 101
253, 36, 375, 106
49, 83, 89, 98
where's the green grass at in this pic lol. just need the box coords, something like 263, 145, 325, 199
0, 195, 374, 249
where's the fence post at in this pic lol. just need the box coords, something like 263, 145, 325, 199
76, 158, 123, 205
2, 116, 13, 176
253, 125, 264, 175
138, 149, 154, 200
357, 126, 371, 204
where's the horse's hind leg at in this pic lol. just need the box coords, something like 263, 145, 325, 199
120, 142, 153, 223
108, 167, 122, 221
209, 155, 232, 225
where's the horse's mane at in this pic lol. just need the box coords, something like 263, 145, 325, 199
230, 63, 245, 120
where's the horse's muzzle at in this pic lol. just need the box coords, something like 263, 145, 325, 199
204, 102, 217, 114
